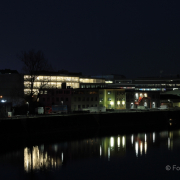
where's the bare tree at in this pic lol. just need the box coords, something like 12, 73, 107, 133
18, 49, 53, 110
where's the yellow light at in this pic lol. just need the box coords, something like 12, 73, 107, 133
110, 101, 114, 105
117, 101, 120, 105
122, 101, 125, 105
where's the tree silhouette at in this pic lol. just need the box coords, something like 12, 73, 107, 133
18, 49, 53, 111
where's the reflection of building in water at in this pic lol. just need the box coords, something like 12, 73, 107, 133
24, 146, 63, 172
23, 130, 180, 173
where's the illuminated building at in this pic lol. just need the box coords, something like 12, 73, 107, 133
24, 73, 105, 95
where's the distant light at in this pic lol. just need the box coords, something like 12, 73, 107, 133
118, 137, 120, 147
122, 136, 125, 147
1, 100, 6, 103
110, 101, 114, 105
110, 137, 114, 147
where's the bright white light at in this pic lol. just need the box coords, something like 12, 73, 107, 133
135, 142, 138, 157
144, 142, 147, 154
122, 136, 125, 147
145, 134, 147, 142
131, 135, 134, 145
117, 101, 120, 105
62, 152, 63, 162
110, 101, 114, 105
110, 137, 114, 147
153, 133, 155, 143
100, 146, 102, 156
1, 100, 6, 103
122, 101, 125, 105
118, 137, 120, 147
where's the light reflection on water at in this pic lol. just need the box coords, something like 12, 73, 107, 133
1, 128, 180, 179
24, 146, 63, 172
22, 129, 180, 173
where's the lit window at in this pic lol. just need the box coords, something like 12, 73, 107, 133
108, 98, 111, 101
108, 91, 111, 95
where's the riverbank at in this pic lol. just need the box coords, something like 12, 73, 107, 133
0, 110, 180, 154
0, 110, 180, 142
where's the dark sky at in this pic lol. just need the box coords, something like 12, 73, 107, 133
1, 0, 180, 78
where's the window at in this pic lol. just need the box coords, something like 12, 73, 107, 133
78, 97, 81, 101
91, 104, 93, 107
74, 97, 76, 101
47, 97, 50, 101
99, 91, 103, 94
91, 85, 95, 88
40, 91, 43, 94
95, 97, 97, 101
99, 98, 103, 102
95, 104, 97, 107
56, 97, 59, 102
108, 98, 111, 101
86, 104, 89, 108
86, 85, 90, 88
108, 104, 111, 108
82, 97, 85, 101
43, 98, 45, 102
91, 97, 93, 101
44, 90, 47, 94
66, 97, 68, 101
87, 97, 89, 101
61, 97, 64, 101
82, 105, 85, 108
78, 105, 81, 109
108, 91, 111, 95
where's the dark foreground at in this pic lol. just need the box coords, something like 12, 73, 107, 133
0, 111, 180, 148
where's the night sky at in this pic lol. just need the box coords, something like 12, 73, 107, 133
1, 0, 180, 78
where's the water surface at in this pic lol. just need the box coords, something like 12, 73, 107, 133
1, 128, 180, 179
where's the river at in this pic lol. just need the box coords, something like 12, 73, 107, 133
1, 126, 180, 179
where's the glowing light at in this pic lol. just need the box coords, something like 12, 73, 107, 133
135, 142, 138, 157
145, 134, 147, 142
62, 152, 63, 162
110, 137, 114, 148
122, 101, 125, 105
144, 142, 147, 154
140, 142, 143, 155
110, 101, 114, 105
100, 146, 102, 156
122, 136, 125, 147
153, 133, 155, 143
117, 101, 120, 105
131, 135, 134, 145
118, 137, 120, 147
